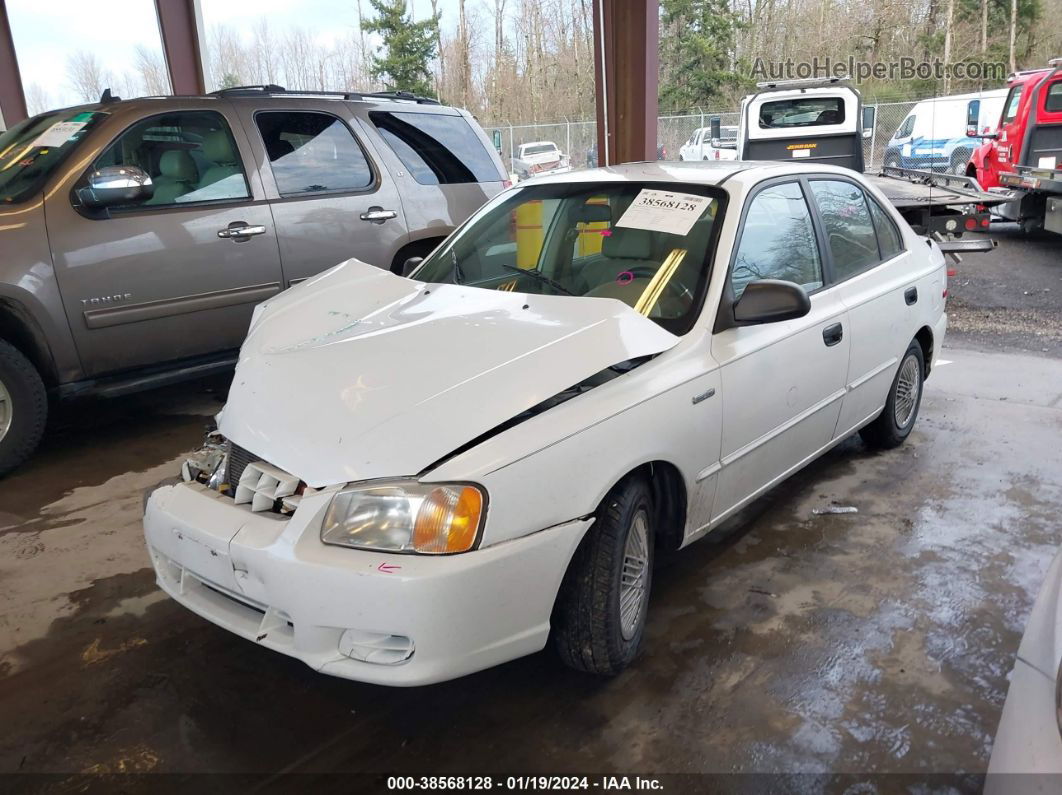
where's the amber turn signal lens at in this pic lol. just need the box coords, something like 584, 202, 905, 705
412, 486, 483, 554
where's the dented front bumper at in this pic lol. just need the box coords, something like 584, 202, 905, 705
144, 481, 588, 686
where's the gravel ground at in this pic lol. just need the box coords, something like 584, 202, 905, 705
946, 224, 1062, 358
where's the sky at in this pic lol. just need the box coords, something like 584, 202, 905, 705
8, 0, 468, 111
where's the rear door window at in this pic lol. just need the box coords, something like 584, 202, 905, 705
759, 97, 845, 129
809, 179, 881, 280
369, 111, 502, 185
255, 111, 374, 196
1045, 82, 1062, 113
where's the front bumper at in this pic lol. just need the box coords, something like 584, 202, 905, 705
144, 482, 589, 686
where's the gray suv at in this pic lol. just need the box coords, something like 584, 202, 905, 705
0, 86, 508, 475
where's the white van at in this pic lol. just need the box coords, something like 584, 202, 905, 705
884, 89, 1008, 174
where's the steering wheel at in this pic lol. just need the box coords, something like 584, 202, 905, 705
622, 265, 695, 305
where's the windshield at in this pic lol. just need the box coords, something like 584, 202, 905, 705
413, 181, 725, 335
0, 110, 107, 204
522, 144, 558, 156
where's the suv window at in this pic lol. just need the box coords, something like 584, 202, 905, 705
810, 180, 880, 279
1045, 82, 1062, 113
731, 181, 823, 298
93, 110, 249, 207
867, 197, 903, 260
369, 111, 501, 185
1002, 86, 1024, 124
759, 97, 845, 129
255, 111, 373, 196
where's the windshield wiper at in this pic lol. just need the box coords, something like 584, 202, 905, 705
451, 249, 466, 284
499, 263, 577, 296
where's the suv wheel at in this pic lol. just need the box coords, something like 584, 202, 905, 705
553, 475, 654, 675
0, 340, 48, 477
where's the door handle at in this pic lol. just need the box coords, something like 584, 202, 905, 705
360, 207, 398, 223
218, 223, 267, 240
822, 322, 843, 347
905, 286, 918, 305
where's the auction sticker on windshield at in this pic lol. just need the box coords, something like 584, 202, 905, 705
30, 121, 87, 148
616, 189, 712, 236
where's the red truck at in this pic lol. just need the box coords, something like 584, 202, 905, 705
968, 58, 1062, 234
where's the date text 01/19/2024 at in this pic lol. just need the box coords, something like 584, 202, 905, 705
386, 776, 665, 791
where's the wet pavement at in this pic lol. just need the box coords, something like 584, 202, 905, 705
1, 344, 1061, 791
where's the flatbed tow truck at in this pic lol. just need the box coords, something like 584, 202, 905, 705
709, 77, 1002, 259
967, 59, 1062, 235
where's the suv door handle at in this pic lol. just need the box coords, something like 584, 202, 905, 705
218, 223, 267, 240
360, 207, 398, 223
905, 286, 918, 305
822, 322, 843, 347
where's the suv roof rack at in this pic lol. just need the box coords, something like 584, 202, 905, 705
754, 76, 851, 92
209, 84, 440, 105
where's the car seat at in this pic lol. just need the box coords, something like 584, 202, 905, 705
199, 130, 241, 187
147, 150, 197, 205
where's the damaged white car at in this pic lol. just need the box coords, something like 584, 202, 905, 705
144, 161, 947, 685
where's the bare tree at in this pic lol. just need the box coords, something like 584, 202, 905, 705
24, 83, 52, 116
134, 46, 171, 95
66, 50, 111, 102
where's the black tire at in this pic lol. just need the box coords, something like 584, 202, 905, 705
553, 475, 654, 675
860, 341, 924, 450
0, 340, 48, 477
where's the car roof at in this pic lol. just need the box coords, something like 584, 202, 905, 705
526, 160, 861, 189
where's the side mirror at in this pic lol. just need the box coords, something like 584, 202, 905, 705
401, 256, 423, 277
77, 165, 153, 208
733, 279, 811, 325
491, 129, 503, 154
709, 116, 721, 143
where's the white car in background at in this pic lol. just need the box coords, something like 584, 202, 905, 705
680, 126, 739, 161
145, 160, 947, 686
513, 140, 571, 180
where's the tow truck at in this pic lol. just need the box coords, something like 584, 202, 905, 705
708, 77, 1001, 258
967, 58, 1062, 235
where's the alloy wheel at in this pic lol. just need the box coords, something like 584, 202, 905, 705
619, 510, 650, 640
893, 354, 921, 428
0, 378, 11, 445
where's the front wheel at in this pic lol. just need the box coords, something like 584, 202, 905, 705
553, 476, 654, 675
860, 341, 924, 450
0, 340, 48, 477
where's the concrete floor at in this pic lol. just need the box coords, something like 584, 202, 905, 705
1, 343, 1060, 789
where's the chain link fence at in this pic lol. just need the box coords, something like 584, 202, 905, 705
484, 98, 963, 176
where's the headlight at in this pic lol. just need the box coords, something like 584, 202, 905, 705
320, 480, 485, 554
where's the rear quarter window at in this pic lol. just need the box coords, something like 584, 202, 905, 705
369, 111, 502, 185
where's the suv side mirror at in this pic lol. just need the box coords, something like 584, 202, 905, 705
733, 279, 811, 325
77, 165, 154, 208
401, 256, 424, 277
491, 129, 503, 154
709, 117, 721, 143
861, 105, 876, 139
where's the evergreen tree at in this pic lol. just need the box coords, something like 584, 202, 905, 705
659, 0, 745, 110
364, 0, 439, 97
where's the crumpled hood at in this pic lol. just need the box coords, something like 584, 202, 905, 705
220, 260, 679, 487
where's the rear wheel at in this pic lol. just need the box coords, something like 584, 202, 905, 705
860, 341, 924, 450
0, 340, 48, 477
553, 476, 654, 675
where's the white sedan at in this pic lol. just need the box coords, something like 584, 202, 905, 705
144, 161, 947, 686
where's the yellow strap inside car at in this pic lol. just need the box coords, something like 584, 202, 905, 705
635, 249, 687, 316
